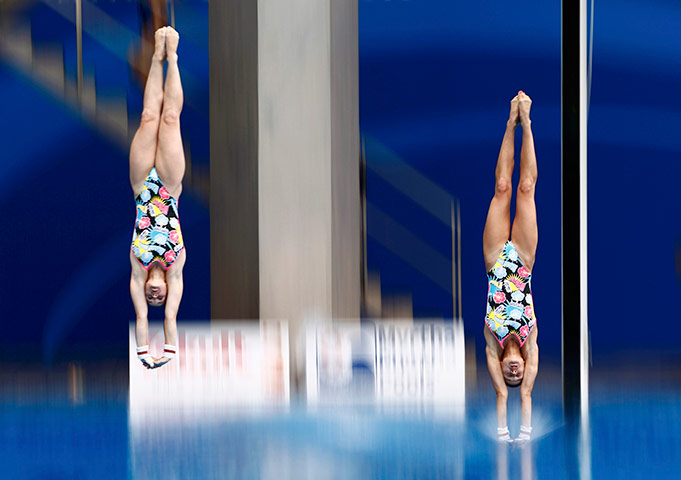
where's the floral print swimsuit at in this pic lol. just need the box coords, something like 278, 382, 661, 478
131, 168, 184, 270
485, 241, 536, 348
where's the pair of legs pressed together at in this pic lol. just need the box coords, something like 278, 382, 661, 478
129, 26, 186, 369
483, 91, 539, 443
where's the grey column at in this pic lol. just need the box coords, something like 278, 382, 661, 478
330, 0, 360, 319
209, 1, 260, 319
210, 0, 360, 325
258, 0, 360, 325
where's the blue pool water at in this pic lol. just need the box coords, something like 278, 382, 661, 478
2, 384, 679, 479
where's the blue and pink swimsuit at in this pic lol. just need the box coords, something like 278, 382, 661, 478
131, 168, 184, 270
485, 241, 536, 347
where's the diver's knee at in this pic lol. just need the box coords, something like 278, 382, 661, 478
140, 109, 159, 125
162, 109, 180, 125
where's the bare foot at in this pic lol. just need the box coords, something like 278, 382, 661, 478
518, 90, 532, 127
153, 26, 167, 61
165, 26, 179, 60
509, 94, 520, 127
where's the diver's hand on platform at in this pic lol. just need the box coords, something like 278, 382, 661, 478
148, 345, 177, 368
137, 346, 155, 369
152, 356, 170, 368
140, 359, 155, 369
514, 425, 532, 444
497, 426, 513, 443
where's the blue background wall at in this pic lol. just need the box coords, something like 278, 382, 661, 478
588, 0, 681, 357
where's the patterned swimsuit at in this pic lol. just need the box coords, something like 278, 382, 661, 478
131, 168, 184, 270
485, 241, 536, 347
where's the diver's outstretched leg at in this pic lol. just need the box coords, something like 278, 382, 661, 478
155, 26, 185, 196
130, 27, 166, 194
510, 91, 538, 270
483, 94, 519, 270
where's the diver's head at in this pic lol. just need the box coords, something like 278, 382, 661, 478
145, 267, 167, 306
501, 348, 524, 387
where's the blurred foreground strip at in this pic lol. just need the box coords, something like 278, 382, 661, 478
128, 320, 289, 415
306, 320, 465, 417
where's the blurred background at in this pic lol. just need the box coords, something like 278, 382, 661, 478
0, 0, 680, 479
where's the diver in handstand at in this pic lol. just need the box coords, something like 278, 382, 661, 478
483, 91, 539, 443
129, 26, 186, 369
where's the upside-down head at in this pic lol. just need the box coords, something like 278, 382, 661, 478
501, 349, 525, 387
145, 275, 167, 306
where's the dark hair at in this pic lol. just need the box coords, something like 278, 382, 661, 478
505, 378, 522, 388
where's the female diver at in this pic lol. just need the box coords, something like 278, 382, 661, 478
130, 26, 186, 369
483, 91, 539, 443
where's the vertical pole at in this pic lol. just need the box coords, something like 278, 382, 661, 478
360, 136, 368, 310
578, 6, 591, 480
456, 201, 462, 322
170, 0, 176, 29
451, 200, 457, 321
562, 0, 589, 427
450, 200, 463, 323
579, 0, 591, 433
75, 0, 83, 105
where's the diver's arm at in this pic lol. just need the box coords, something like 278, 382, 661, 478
484, 328, 509, 429
160, 250, 185, 359
149, 252, 184, 368
130, 252, 149, 346
519, 330, 539, 432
